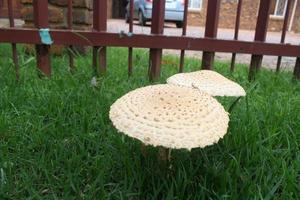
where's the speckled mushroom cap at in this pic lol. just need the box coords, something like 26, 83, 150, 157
166, 70, 246, 97
109, 84, 229, 150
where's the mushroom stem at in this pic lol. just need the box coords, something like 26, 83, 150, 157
140, 144, 147, 157
158, 147, 171, 162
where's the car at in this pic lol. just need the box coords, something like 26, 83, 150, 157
125, 0, 185, 28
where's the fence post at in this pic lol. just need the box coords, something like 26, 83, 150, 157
93, 0, 107, 75
248, 0, 272, 81
201, 0, 221, 70
230, 0, 243, 72
128, 0, 134, 76
294, 57, 300, 79
67, 0, 75, 72
7, 0, 19, 81
276, 0, 292, 72
179, 0, 189, 73
33, 0, 51, 76
149, 0, 165, 81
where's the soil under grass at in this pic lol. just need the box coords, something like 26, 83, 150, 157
0, 44, 300, 199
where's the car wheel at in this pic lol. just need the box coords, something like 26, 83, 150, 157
138, 11, 146, 26
176, 22, 183, 28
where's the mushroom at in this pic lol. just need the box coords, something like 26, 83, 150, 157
166, 70, 246, 97
109, 84, 229, 160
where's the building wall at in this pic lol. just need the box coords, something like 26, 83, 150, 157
187, 0, 208, 28
108, 0, 113, 18
19, 0, 300, 33
292, 0, 300, 32
238, 0, 259, 30
20, 0, 112, 29
0, 0, 22, 18
20, 0, 101, 55
187, 0, 300, 32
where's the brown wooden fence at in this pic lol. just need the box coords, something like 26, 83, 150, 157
1, 0, 300, 81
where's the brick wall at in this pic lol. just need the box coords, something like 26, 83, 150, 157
219, 0, 239, 29
187, 0, 208, 27
292, 0, 300, 32
188, 0, 299, 32
20, 0, 95, 30
19, 0, 300, 36
238, 0, 259, 30
21, 0, 114, 28
108, 0, 113, 18
20, 0, 112, 54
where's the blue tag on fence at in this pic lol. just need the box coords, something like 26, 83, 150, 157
39, 28, 53, 45
127, 32, 133, 37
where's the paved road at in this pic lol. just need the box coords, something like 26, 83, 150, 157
108, 19, 300, 71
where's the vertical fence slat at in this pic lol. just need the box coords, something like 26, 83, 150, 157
294, 57, 300, 79
7, 0, 19, 81
276, 0, 292, 72
249, 0, 272, 80
33, 0, 51, 76
67, 0, 73, 29
179, 0, 189, 73
230, 0, 243, 72
149, 0, 165, 81
128, 0, 134, 76
201, 0, 221, 70
93, 0, 107, 75
67, 0, 74, 72
7, 0, 14, 27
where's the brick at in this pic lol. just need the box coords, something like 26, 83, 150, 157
49, 0, 93, 9
187, 0, 295, 32
18, 0, 300, 33
292, 0, 300, 33
20, 4, 64, 23
20, 6, 34, 22
48, 5, 64, 23
20, 0, 33, 4
73, 8, 93, 25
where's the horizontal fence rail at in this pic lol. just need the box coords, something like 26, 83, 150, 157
1, 29, 300, 57
0, 0, 300, 81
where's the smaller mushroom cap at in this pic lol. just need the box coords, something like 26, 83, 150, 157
109, 84, 229, 150
167, 70, 246, 97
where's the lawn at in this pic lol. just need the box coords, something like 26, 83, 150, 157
0, 44, 300, 199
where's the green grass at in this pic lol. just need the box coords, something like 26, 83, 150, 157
0, 44, 300, 199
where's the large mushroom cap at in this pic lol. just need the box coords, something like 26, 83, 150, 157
109, 84, 229, 150
167, 70, 246, 97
